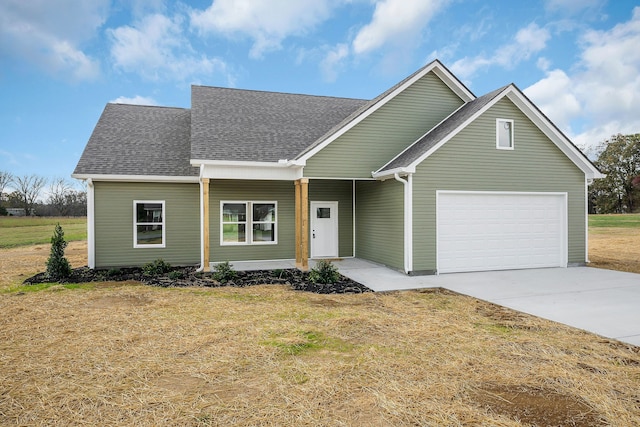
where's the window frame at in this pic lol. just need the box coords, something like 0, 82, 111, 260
220, 201, 277, 246
496, 118, 515, 150
133, 200, 166, 249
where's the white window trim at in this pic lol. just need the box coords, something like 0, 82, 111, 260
220, 201, 278, 246
496, 118, 514, 150
133, 200, 166, 249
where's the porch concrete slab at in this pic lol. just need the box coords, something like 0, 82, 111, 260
333, 259, 640, 347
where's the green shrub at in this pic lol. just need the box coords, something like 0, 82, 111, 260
106, 268, 121, 277
212, 261, 237, 283
143, 259, 172, 276
308, 260, 340, 284
46, 223, 72, 280
168, 270, 184, 280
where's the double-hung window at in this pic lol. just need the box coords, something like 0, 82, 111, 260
134, 200, 165, 248
496, 119, 514, 150
221, 201, 276, 245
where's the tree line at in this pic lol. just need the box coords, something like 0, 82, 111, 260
0, 172, 86, 217
588, 133, 640, 214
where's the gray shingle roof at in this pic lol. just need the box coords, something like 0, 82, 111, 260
190, 86, 367, 162
378, 85, 508, 173
74, 104, 198, 177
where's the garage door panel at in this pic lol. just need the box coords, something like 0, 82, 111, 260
437, 192, 566, 273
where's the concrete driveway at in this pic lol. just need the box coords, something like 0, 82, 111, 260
335, 259, 640, 346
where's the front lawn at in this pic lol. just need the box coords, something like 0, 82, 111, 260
1, 241, 639, 425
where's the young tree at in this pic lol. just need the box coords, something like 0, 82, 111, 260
590, 134, 640, 213
13, 174, 46, 215
46, 223, 72, 280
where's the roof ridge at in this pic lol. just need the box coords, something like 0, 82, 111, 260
191, 85, 367, 102
108, 103, 189, 111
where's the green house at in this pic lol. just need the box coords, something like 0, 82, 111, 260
73, 60, 603, 274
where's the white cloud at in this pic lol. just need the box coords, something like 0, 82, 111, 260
190, 0, 335, 59
525, 7, 640, 150
451, 23, 551, 79
0, 0, 106, 81
524, 69, 581, 131
320, 43, 350, 82
108, 13, 229, 82
110, 95, 159, 106
352, 0, 449, 55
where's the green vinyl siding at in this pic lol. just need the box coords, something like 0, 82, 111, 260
309, 180, 354, 257
210, 180, 295, 262
355, 179, 404, 270
304, 72, 464, 178
412, 98, 587, 272
93, 182, 200, 268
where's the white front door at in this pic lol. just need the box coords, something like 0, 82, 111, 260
310, 201, 339, 258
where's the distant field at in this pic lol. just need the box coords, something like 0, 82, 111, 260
589, 213, 640, 228
0, 217, 87, 248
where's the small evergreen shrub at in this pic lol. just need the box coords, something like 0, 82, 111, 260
106, 268, 121, 277
46, 223, 72, 280
212, 261, 237, 283
143, 259, 172, 276
308, 260, 340, 284
168, 270, 184, 280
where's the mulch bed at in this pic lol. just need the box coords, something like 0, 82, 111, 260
23, 266, 372, 294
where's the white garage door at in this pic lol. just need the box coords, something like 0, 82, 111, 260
437, 192, 567, 274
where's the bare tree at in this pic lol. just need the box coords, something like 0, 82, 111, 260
13, 174, 47, 215
47, 178, 73, 216
0, 170, 13, 201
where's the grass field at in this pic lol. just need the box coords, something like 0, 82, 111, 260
589, 213, 640, 228
0, 215, 639, 425
0, 216, 86, 248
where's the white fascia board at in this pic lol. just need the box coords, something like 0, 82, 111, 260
297, 61, 475, 163
191, 159, 304, 168
504, 90, 604, 179
71, 173, 200, 183
199, 163, 303, 180
372, 167, 415, 180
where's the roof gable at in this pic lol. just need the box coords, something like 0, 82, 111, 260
296, 60, 475, 162
375, 85, 603, 180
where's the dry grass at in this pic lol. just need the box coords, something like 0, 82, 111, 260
588, 227, 640, 274
0, 238, 639, 425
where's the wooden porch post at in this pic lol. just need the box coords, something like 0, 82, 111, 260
295, 178, 309, 271
202, 178, 210, 272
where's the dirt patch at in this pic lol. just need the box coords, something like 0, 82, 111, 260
85, 293, 152, 309
470, 384, 605, 426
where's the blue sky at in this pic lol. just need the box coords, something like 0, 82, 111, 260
1, 0, 639, 193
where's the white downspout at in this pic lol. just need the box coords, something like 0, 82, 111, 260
393, 173, 413, 274
86, 178, 95, 269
